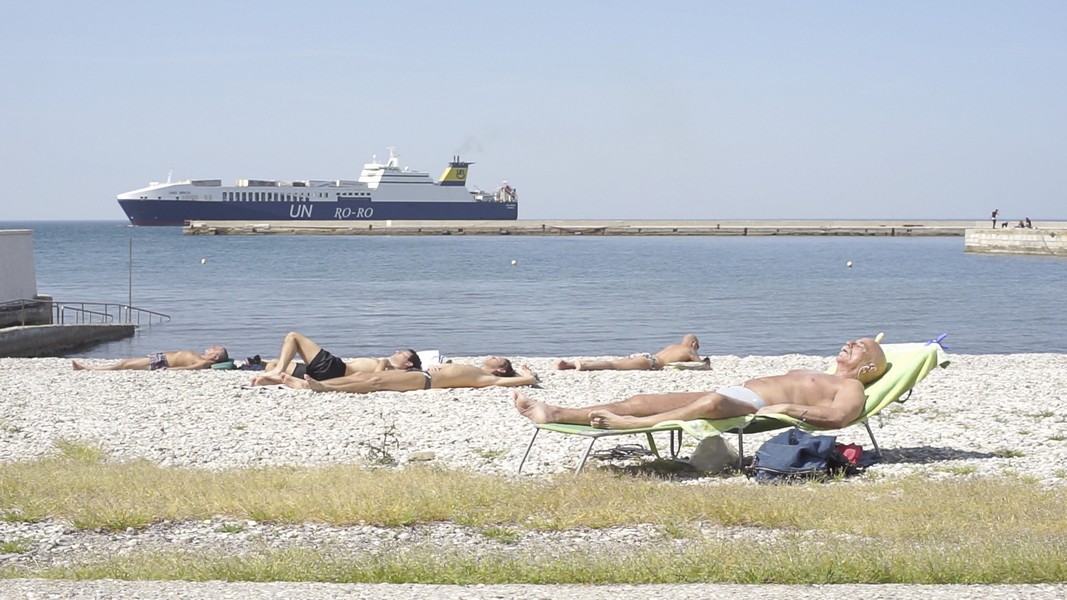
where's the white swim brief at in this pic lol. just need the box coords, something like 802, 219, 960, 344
715, 385, 767, 409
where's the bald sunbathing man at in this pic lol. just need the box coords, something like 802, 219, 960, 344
282, 356, 539, 394
519, 338, 887, 430
554, 334, 703, 371
72, 346, 229, 371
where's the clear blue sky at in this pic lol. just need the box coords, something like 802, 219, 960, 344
2, 1, 1064, 221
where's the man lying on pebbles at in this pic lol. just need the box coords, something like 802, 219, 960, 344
72, 346, 230, 371
249, 331, 421, 386
554, 334, 704, 371
519, 338, 886, 429
279, 356, 540, 394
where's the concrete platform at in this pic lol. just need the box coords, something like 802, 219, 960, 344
0, 324, 135, 358
964, 228, 1067, 256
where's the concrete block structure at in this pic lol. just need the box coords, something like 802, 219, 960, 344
964, 228, 1067, 256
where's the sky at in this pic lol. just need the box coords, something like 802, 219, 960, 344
2, 1, 1064, 221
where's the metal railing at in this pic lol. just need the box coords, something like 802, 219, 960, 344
0, 299, 170, 327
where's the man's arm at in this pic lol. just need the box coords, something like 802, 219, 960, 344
471, 366, 539, 389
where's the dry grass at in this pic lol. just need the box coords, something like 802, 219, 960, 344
1, 442, 1065, 583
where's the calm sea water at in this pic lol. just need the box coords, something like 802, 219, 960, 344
4, 221, 1066, 359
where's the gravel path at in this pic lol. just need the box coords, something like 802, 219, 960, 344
2, 353, 1065, 597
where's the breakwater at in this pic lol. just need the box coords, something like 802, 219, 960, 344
964, 227, 1067, 256
183, 219, 982, 236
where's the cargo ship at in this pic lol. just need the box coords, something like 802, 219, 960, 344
117, 148, 518, 226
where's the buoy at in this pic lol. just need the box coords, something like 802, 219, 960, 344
201, 258, 207, 265
846, 260, 853, 268
510, 259, 517, 266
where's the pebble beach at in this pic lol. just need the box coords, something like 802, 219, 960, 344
2, 353, 1066, 599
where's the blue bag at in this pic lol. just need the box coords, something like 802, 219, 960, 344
748, 429, 849, 483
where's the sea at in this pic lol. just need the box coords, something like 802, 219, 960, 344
4, 221, 1066, 359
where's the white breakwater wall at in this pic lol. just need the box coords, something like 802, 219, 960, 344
964, 228, 1067, 256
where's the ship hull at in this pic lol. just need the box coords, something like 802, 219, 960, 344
118, 198, 518, 226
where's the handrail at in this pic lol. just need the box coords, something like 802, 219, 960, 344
0, 299, 171, 327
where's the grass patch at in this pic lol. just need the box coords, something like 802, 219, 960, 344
480, 526, 521, 544
936, 465, 978, 476
0, 538, 33, 554
1, 454, 1066, 583
994, 448, 1026, 458
52, 439, 107, 463
2, 539, 1066, 584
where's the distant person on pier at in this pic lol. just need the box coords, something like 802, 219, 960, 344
72, 346, 229, 371
554, 334, 705, 371
248, 331, 421, 386
279, 356, 538, 393
991, 208, 999, 229
1025, 217, 1033, 228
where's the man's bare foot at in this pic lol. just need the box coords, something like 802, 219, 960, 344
72, 360, 87, 371
512, 391, 556, 424
279, 373, 309, 390
304, 375, 327, 392
554, 360, 575, 370
589, 410, 641, 430
250, 373, 284, 386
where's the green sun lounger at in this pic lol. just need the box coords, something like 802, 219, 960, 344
517, 343, 949, 474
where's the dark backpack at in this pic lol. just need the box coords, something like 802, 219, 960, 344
748, 428, 852, 483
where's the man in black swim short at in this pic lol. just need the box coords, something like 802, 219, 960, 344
250, 331, 421, 386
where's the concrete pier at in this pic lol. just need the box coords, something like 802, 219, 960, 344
964, 228, 1067, 256
0, 324, 135, 358
183, 219, 987, 237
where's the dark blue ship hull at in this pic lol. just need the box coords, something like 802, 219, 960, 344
118, 198, 519, 226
